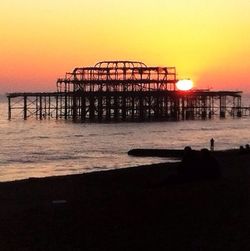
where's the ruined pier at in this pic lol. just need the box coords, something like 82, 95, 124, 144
7, 60, 243, 122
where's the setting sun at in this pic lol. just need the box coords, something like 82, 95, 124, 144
176, 79, 193, 91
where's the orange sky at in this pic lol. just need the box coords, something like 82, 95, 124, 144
0, 0, 250, 93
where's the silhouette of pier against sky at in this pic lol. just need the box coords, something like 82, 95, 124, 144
6, 60, 245, 122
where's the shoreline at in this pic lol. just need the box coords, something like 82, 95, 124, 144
0, 147, 243, 184
0, 149, 249, 250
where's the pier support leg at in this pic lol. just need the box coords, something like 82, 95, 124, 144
98, 96, 103, 122
89, 96, 95, 121
24, 96, 27, 120
81, 96, 86, 122
122, 96, 126, 121
56, 96, 58, 119
72, 94, 77, 122
106, 96, 111, 121
8, 96, 11, 120
139, 96, 144, 121
131, 96, 135, 121
39, 96, 43, 120
64, 95, 68, 120
219, 96, 226, 118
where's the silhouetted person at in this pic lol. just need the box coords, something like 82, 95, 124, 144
178, 147, 221, 182
246, 144, 250, 152
239, 145, 250, 154
200, 148, 221, 179
239, 145, 245, 154
210, 138, 214, 151
177, 147, 200, 181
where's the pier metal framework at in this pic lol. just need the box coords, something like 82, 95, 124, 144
6, 60, 243, 122
56, 61, 177, 93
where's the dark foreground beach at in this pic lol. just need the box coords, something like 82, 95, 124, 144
0, 149, 249, 250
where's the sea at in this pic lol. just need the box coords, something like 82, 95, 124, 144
0, 94, 250, 182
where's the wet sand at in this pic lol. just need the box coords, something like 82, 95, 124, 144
0, 149, 249, 250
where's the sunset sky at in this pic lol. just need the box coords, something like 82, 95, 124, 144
0, 0, 250, 93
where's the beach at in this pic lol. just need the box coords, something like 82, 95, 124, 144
0, 149, 249, 250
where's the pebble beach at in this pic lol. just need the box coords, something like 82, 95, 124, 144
0, 148, 249, 250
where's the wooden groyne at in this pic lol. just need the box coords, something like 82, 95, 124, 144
128, 149, 185, 158
127, 148, 246, 158
6, 60, 244, 122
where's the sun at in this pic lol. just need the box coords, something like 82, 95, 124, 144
176, 79, 193, 91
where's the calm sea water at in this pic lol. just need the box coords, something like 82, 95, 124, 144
0, 95, 250, 182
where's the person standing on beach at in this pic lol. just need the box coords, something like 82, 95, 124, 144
210, 138, 214, 151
